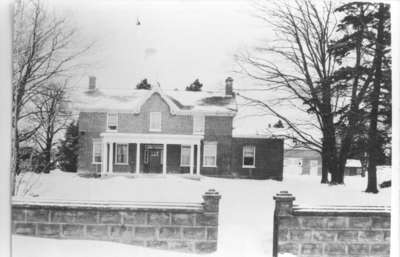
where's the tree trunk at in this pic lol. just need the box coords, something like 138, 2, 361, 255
335, 12, 366, 185
336, 108, 359, 184
11, 123, 19, 196
322, 113, 341, 184
43, 135, 53, 173
319, 74, 342, 185
361, 153, 368, 177
11, 92, 21, 196
43, 149, 51, 173
335, 152, 345, 184
366, 4, 385, 194
320, 141, 329, 183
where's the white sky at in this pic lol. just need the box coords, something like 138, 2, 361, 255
52, 0, 269, 92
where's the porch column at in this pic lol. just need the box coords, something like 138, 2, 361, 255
101, 140, 107, 174
196, 143, 201, 175
163, 143, 167, 175
108, 142, 114, 173
136, 143, 140, 174
190, 144, 194, 175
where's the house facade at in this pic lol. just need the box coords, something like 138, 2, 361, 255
74, 77, 283, 179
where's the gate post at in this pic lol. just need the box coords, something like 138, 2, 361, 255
202, 189, 221, 212
272, 191, 295, 257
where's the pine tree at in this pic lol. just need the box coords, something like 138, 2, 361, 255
136, 79, 152, 90
57, 121, 79, 172
365, 3, 390, 193
186, 79, 203, 91
273, 120, 284, 128
332, 2, 391, 192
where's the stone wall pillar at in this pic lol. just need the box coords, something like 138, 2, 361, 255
273, 191, 295, 216
273, 191, 295, 257
193, 189, 221, 253
202, 189, 221, 212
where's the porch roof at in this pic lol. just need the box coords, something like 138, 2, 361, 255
100, 132, 203, 145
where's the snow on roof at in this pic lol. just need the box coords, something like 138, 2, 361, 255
346, 159, 362, 168
70, 86, 237, 116
71, 88, 151, 112
69, 85, 321, 140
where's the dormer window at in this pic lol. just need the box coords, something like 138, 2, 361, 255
107, 113, 118, 131
193, 115, 205, 135
149, 112, 161, 132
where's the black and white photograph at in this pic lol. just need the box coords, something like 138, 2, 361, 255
0, 0, 399, 256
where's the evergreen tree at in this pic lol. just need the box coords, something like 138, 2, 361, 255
273, 120, 284, 128
136, 79, 152, 90
57, 121, 79, 172
365, 3, 390, 193
332, 2, 391, 192
186, 79, 203, 91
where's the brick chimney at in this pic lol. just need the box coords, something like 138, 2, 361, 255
225, 77, 234, 96
89, 76, 96, 91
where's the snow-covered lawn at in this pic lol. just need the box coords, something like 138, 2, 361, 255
12, 167, 391, 257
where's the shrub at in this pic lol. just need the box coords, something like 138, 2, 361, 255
186, 79, 203, 91
57, 121, 79, 172
136, 79, 152, 90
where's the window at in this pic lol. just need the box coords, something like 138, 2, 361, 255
149, 112, 161, 132
193, 115, 205, 134
107, 113, 118, 131
115, 144, 128, 164
92, 140, 102, 164
243, 145, 256, 168
203, 142, 217, 167
180, 145, 191, 167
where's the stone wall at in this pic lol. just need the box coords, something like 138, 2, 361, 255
12, 189, 221, 254
273, 191, 391, 257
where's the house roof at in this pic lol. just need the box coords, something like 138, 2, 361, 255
69, 85, 316, 140
70, 85, 237, 116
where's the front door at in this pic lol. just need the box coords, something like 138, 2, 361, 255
148, 149, 162, 173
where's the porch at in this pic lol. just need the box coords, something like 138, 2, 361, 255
99, 133, 203, 176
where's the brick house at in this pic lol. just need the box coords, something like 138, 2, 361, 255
73, 77, 283, 179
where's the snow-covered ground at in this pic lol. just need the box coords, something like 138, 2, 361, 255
12, 167, 391, 257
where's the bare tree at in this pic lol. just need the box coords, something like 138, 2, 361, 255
237, 0, 391, 186
11, 0, 91, 194
236, 0, 340, 183
29, 82, 71, 173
